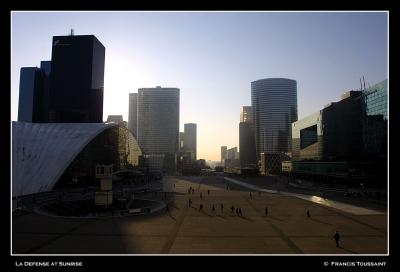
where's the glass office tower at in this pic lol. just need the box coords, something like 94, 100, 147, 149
251, 78, 298, 158
183, 123, 197, 161
137, 86, 180, 174
363, 79, 387, 160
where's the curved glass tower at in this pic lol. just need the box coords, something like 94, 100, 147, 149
251, 78, 298, 158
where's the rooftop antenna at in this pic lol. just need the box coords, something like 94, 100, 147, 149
70, 28, 74, 36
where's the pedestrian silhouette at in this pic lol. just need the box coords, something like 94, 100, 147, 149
231, 205, 234, 213
265, 207, 268, 216
221, 203, 224, 212
188, 198, 192, 207
208, 189, 210, 195
250, 192, 252, 199
212, 204, 215, 212
199, 204, 203, 211
307, 210, 310, 218
239, 208, 242, 217
334, 231, 340, 247
166, 205, 169, 212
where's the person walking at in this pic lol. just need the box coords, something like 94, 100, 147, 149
334, 231, 340, 247
220, 203, 224, 212
307, 209, 310, 218
265, 207, 268, 217
208, 189, 210, 195
231, 205, 235, 213
250, 192, 252, 199
199, 203, 203, 211
212, 204, 215, 212
236, 207, 239, 216
188, 198, 192, 207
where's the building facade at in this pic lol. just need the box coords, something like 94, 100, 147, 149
137, 86, 180, 174
225, 147, 240, 168
18, 67, 46, 123
220, 146, 227, 165
322, 91, 364, 161
240, 106, 253, 123
363, 79, 387, 161
251, 78, 298, 158
183, 123, 197, 161
128, 93, 138, 137
291, 111, 324, 161
48, 35, 105, 123
239, 122, 257, 169
288, 79, 387, 187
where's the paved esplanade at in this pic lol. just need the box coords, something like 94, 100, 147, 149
12, 176, 387, 254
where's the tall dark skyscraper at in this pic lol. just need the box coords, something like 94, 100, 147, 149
48, 34, 105, 123
18, 60, 51, 123
128, 93, 138, 137
239, 106, 257, 169
18, 67, 46, 122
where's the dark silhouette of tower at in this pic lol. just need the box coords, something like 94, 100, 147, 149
48, 34, 105, 123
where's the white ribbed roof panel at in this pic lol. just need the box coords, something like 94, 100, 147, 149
12, 122, 118, 197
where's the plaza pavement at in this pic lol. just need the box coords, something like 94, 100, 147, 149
12, 176, 387, 254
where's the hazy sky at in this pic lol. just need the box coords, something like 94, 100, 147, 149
11, 11, 388, 161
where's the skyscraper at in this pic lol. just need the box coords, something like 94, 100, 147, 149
137, 86, 180, 174
183, 123, 197, 161
39, 61, 51, 122
240, 106, 253, 123
179, 132, 185, 152
128, 93, 138, 137
18, 67, 46, 122
225, 147, 240, 168
48, 34, 105, 123
220, 146, 227, 165
251, 78, 298, 158
239, 106, 257, 168
239, 123, 257, 169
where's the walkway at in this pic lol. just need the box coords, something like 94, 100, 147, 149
224, 177, 385, 215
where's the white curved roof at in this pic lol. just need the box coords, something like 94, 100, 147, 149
12, 122, 118, 197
